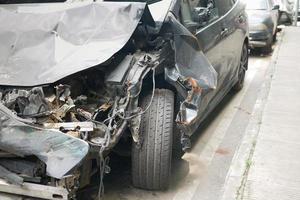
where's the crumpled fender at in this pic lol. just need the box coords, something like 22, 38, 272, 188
0, 103, 89, 179
164, 13, 218, 135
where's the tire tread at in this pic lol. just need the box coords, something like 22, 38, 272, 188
132, 89, 174, 190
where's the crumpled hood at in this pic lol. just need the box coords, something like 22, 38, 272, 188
0, 2, 152, 86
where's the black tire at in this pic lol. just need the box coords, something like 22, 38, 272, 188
273, 31, 277, 42
262, 37, 273, 54
233, 43, 248, 92
132, 89, 174, 190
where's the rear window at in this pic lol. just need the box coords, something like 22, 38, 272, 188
246, 0, 268, 10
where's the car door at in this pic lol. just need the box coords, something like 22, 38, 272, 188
178, 0, 246, 122
181, 0, 236, 117
192, 0, 239, 115
179, 0, 224, 117
212, 0, 238, 91
214, 0, 247, 86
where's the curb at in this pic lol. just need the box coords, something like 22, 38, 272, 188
219, 30, 285, 200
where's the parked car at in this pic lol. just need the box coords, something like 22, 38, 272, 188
298, 2, 300, 21
246, 0, 280, 53
0, 0, 248, 198
274, 0, 294, 24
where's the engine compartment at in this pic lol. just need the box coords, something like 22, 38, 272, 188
0, 69, 113, 195
5, 67, 113, 113
0, 47, 161, 198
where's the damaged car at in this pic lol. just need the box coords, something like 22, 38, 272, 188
0, 0, 248, 199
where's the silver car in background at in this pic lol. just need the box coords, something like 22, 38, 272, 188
246, 0, 280, 53
274, 0, 294, 24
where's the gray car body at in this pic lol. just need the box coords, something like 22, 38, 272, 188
275, 0, 294, 24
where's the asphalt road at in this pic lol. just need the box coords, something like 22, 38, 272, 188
95, 37, 279, 200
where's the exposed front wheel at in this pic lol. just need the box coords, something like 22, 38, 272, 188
233, 43, 248, 92
132, 89, 174, 190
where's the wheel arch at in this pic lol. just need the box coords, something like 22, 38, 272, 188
139, 70, 180, 112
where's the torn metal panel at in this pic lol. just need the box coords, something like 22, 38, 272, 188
167, 13, 218, 90
0, 159, 44, 179
105, 55, 135, 86
0, 165, 23, 186
0, 104, 89, 179
0, 193, 23, 200
43, 122, 94, 132
0, 179, 68, 200
126, 54, 159, 141
174, 38, 217, 90
126, 54, 155, 96
2, 87, 50, 117
0, 2, 153, 86
164, 13, 218, 135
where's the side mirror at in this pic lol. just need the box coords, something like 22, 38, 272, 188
272, 5, 280, 10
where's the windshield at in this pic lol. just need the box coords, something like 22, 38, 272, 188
246, 0, 269, 10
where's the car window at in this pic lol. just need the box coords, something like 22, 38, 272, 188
190, 0, 219, 20
246, 0, 269, 10
214, 0, 235, 16
180, 0, 219, 31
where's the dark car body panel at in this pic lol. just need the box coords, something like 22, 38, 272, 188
167, 0, 248, 134
247, 0, 279, 48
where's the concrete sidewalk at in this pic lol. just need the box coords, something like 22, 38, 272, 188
221, 27, 300, 200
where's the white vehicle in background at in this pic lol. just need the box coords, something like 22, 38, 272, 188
274, 0, 294, 24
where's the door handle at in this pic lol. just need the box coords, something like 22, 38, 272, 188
220, 28, 229, 37
238, 15, 245, 23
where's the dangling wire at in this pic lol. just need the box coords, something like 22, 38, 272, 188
96, 67, 156, 199
116, 68, 156, 120
97, 127, 111, 200
97, 148, 110, 200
